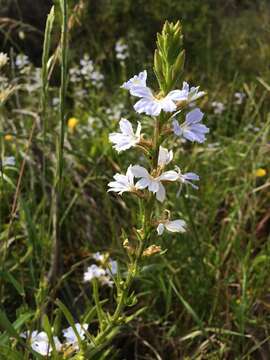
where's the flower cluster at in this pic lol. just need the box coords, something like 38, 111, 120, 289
21, 323, 88, 356
69, 54, 104, 88
211, 101, 225, 115
15, 54, 30, 70
108, 67, 208, 239
83, 252, 117, 287
115, 39, 129, 62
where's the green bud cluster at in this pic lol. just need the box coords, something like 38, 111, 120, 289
154, 21, 185, 94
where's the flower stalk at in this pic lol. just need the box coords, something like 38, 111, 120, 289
105, 20, 208, 349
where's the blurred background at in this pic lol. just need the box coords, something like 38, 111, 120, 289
1, 0, 270, 358
1, 0, 270, 83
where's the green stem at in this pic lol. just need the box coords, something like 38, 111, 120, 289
93, 194, 153, 351
47, 0, 68, 285
153, 117, 161, 168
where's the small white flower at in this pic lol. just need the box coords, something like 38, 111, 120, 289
158, 146, 173, 168
63, 323, 88, 351
234, 92, 245, 105
173, 108, 209, 143
90, 70, 104, 84
157, 219, 186, 235
21, 331, 61, 356
106, 259, 117, 276
80, 54, 94, 75
181, 81, 205, 103
83, 264, 106, 282
131, 164, 178, 203
174, 166, 200, 189
121, 70, 147, 91
2, 156, 15, 167
115, 40, 129, 61
52, 97, 60, 107
69, 66, 81, 83
109, 118, 141, 153
92, 252, 105, 262
15, 54, 29, 69
108, 165, 139, 195
211, 101, 225, 114
0, 53, 9, 68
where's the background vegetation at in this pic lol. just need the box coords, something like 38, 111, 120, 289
0, 0, 270, 358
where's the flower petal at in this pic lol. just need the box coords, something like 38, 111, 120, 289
167, 89, 188, 101
158, 146, 173, 167
130, 85, 153, 98
186, 108, 204, 124
172, 119, 182, 136
160, 97, 177, 112
159, 170, 179, 182
165, 219, 186, 233
119, 118, 134, 135
136, 178, 150, 189
157, 223, 165, 235
156, 183, 166, 202
131, 165, 149, 178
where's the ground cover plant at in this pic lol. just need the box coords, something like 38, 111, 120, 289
0, 0, 270, 359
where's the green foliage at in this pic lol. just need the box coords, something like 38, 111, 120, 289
0, 0, 270, 359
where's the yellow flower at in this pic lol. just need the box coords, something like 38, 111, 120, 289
67, 117, 79, 132
255, 168, 267, 177
4, 134, 13, 142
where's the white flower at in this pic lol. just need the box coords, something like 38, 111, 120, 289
234, 92, 245, 105
131, 165, 178, 203
52, 97, 60, 107
21, 331, 61, 356
121, 70, 147, 91
109, 118, 141, 152
122, 71, 191, 116
90, 70, 104, 84
174, 166, 200, 189
115, 40, 129, 61
69, 66, 81, 83
2, 156, 15, 167
132, 86, 186, 116
158, 146, 173, 168
157, 219, 187, 235
63, 323, 88, 351
181, 81, 205, 103
15, 54, 29, 69
173, 108, 209, 143
211, 101, 225, 114
0, 53, 9, 68
80, 54, 94, 75
108, 165, 139, 195
84, 263, 115, 287
83, 264, 106, 282
92, 252, 105, 262
106, 259, 117, 276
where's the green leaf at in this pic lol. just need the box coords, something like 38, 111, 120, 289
0, 271, 25, 297
169, 279, 207, 337
56, 299, 83, 348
